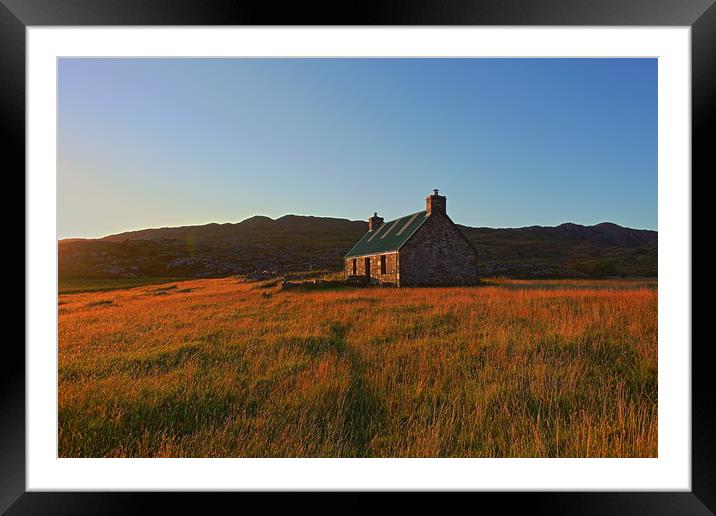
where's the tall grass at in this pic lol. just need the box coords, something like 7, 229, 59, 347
58, 277, 657, 457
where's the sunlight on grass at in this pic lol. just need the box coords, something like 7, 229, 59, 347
58, 277, 657, 458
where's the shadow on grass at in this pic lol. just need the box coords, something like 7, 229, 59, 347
325, 323, 387, 457
282, 280, 355, 292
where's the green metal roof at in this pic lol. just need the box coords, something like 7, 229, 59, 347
345, 210, 429, 258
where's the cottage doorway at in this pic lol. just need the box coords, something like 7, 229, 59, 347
364, 257, 371, 278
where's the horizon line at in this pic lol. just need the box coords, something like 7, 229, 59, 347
58, 213, 658, 241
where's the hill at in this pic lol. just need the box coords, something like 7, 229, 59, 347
459, 222, 657, 277
58, 215, 657, 280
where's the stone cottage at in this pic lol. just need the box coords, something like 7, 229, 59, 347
344, 190, 478, 286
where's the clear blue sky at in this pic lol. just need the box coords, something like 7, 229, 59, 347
58, 58, 657, 239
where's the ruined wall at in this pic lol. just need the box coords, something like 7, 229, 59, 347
398, 213, 478, 286
344, 252, 399, 285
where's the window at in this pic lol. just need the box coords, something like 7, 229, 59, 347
352, 259, 357, 275
380, 255, 386, 275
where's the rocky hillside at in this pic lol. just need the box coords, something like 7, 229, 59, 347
59, 216, 657, 280
460, 222, 657, 277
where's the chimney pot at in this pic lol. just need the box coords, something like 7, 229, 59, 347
426, 189, 446, 215
368, 212, 384, 231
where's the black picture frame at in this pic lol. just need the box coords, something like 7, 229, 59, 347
4, 0, 711, 513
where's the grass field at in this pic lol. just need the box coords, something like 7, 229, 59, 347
58, 277, 657, 458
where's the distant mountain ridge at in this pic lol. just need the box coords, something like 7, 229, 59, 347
59, 215, 657, 279
101, 215, 361, 245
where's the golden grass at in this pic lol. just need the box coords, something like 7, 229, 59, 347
58, 277, 657, 458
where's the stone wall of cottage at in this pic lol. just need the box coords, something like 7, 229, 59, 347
344, 252, 399, 285
398, 213, 478, 286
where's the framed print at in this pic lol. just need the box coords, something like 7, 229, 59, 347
4, 0, 712, 513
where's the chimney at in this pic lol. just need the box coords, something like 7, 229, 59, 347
426, 189, 446, 215
368, 212, 384, 231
